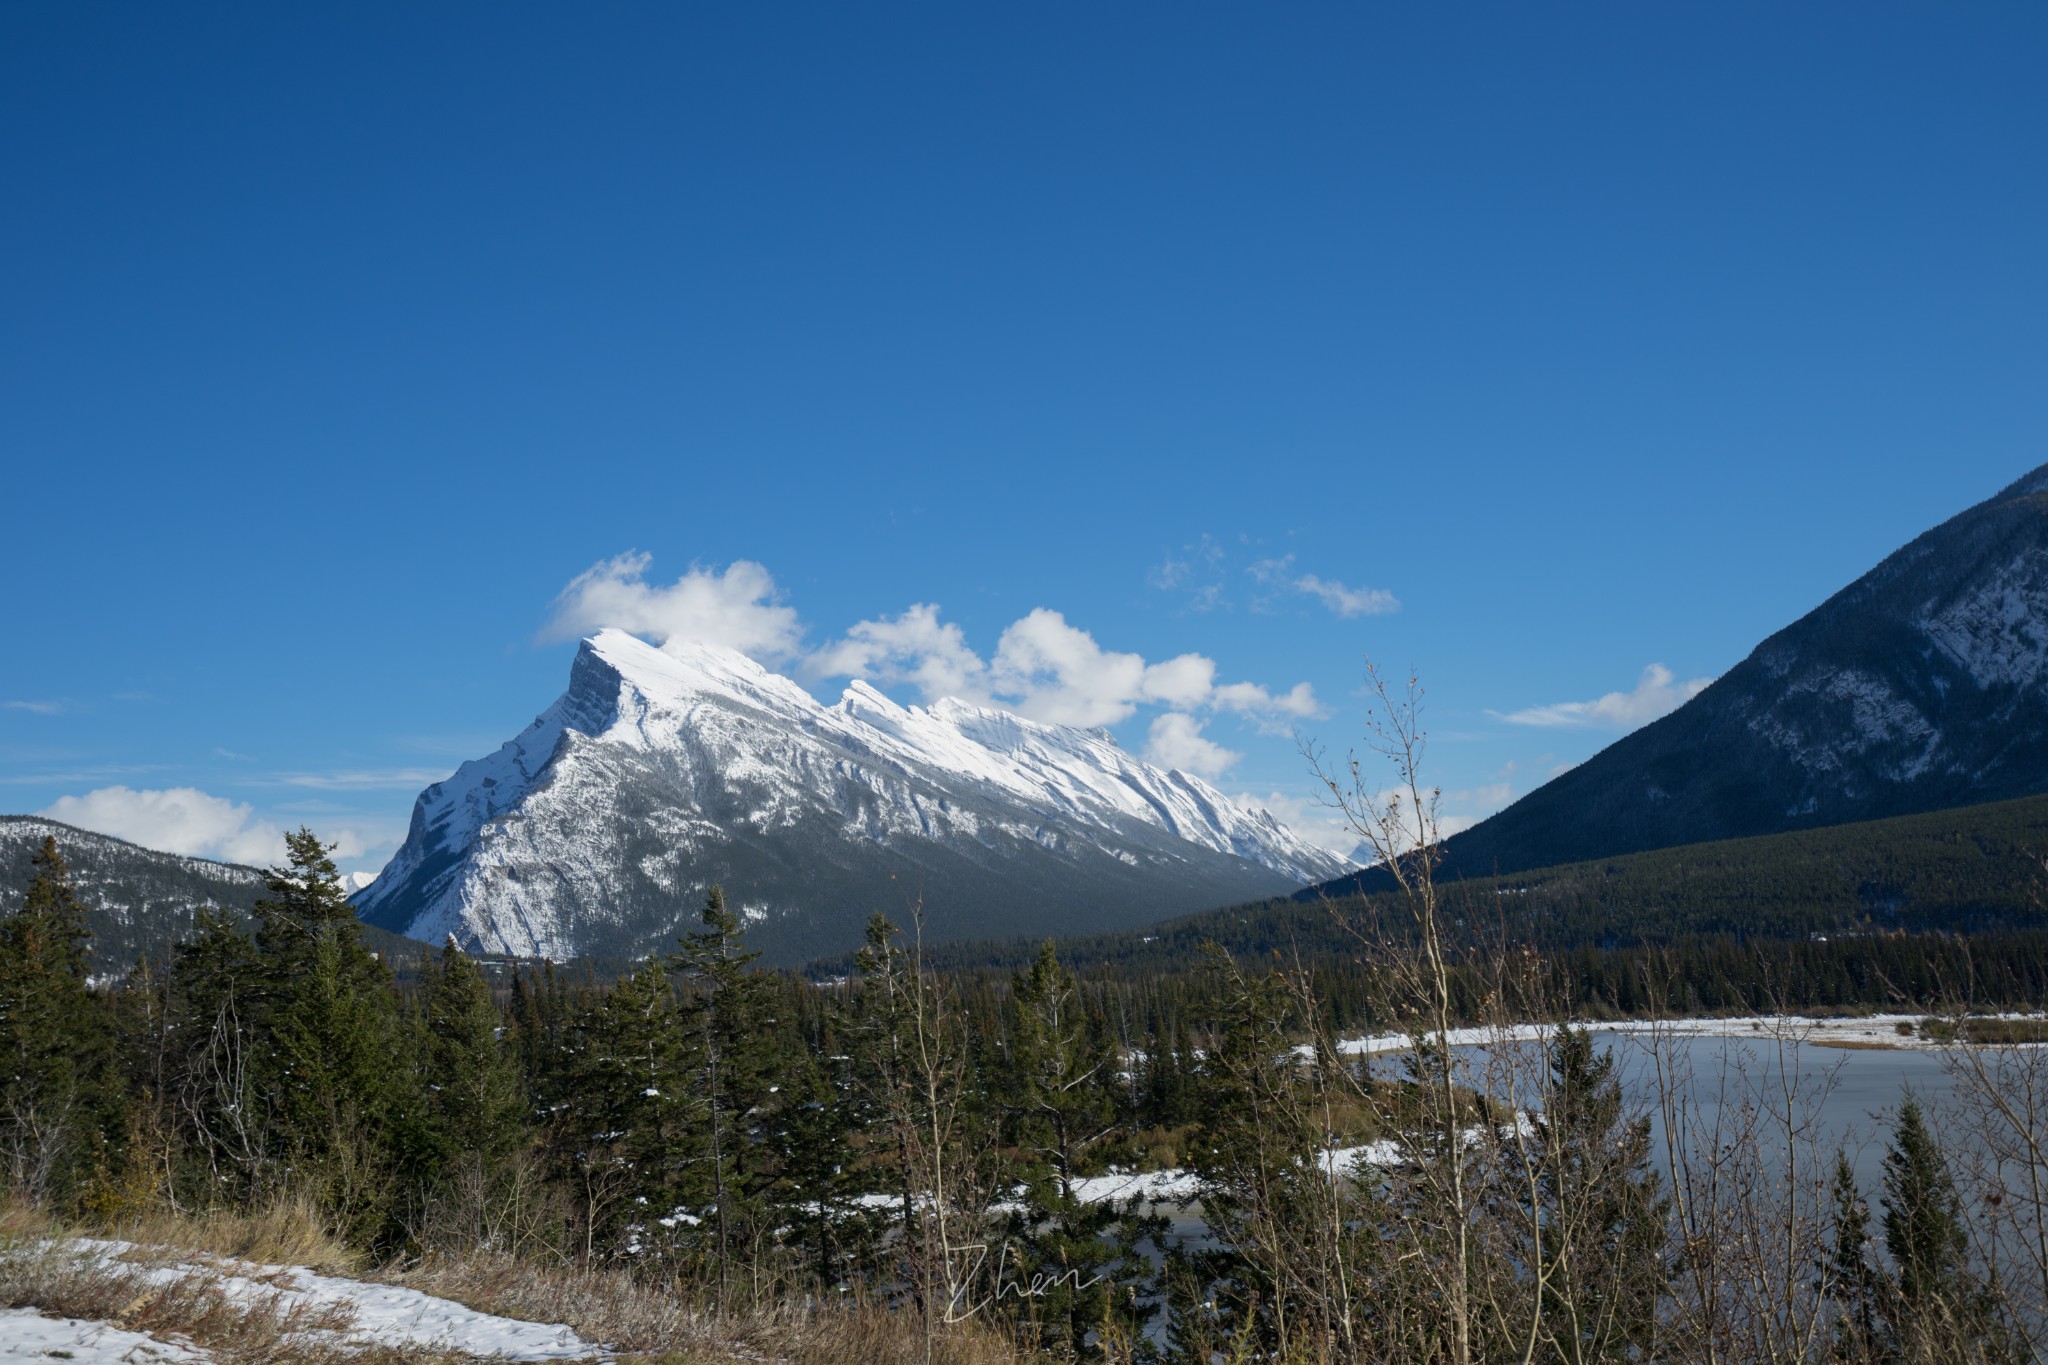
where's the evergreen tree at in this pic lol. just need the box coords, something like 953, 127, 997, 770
422, 939, 524, 1170
672, 885, 779, 1293
774, 1041, 887, 1291
250, 828, 408, 1240
559, 955, 703, 1260
847, 911, 997, 1332
1827, 1149, 1887, 1362
0, 836, 115, 1203
1514, 1025, 1667, 1360
1179, 951, 1332, 1358
1882, 1096, 1967, 1311
166, 907, 268, 1200
1881, 1094, 2001, 1360
1000, 940, 1150, 1358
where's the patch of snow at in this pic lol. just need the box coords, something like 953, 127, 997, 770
61, 1241, 605, 1361
1330, 1013, 2048, 1054
0, 1308, 211, 1363
1919, 552, 2048, 690
1068, 1168, 1204, 1205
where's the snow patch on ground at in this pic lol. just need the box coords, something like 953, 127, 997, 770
0, 1307, 211, 1363
55, 1240, 606, 1361
1327, 1012, 2048, 1054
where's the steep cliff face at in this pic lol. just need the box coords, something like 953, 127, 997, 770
357, 629, 1348, 963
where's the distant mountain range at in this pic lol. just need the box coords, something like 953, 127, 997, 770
0, 817, 412, 971
1317, 462, 2048, 896
354, 629, 1351, 964
27, 465, 2048, 970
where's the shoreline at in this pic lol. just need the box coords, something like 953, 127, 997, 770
1328, 1011, 2048, 1055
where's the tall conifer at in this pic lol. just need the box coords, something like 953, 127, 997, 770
251, 828, 406, 1239
672, 885, 778, 1295
0, 837, 113, 1202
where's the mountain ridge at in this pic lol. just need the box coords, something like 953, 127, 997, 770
356, 629, 1350, 963
0, 816, 418, 970
1315, 462, 2048, 896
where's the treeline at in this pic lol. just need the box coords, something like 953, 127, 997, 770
6, 829, 2048, 1361
912, 792, 2048, 979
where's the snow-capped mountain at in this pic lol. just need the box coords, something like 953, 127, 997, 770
1318, 463, 2048, 892
356, 629, 1349, 964
0, 816, 270, 969
0, 817, 416, 970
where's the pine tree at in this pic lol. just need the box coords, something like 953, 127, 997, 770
1883, 1097, 1966, 1309
671, 885, 779, 1297
250, 828, 407, 1240
559, 955, 703, 1261
1881, 1093, 1997, 1360
1180, 950, 1326, 1357
0, 836, 115, 1203
1827, 1149, 1887, 1362
847, 910, 996, 1333
774, 1039, 884, 1291
1518, 1025, 1667, 1360
167, 907, 268, 1200
422, 939, 524, 1169
1001, 940, 1151, 1358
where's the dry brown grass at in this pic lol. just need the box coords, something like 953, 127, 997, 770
384, 1251, 1040, 1363
98, 1193, 365, 1275
383, 1250, 720, 1354
616, 1303, 1035, 1365
2, 1198, 1039, 1365
0, 1236, 363, 1364
0, 1201, 589, 1364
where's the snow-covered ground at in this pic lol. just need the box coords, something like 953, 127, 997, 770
12, 1240, 607, 1362
0, 1307, 211, 1363
1325, 1012, 2048, 1055
1599, 1012, 2046, 1049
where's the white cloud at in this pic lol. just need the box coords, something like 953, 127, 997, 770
1147, 557, 1191, 590
1144, 713, 1242, 779
1234, 788, 1363, 862
1495, 664, 1714, 730
1250, 556, 1399, 618
3, 700, 62, 715
806, 603, 991, 704
1212, 679, 1322, 722
1295, 574, 1400, 618
992, 608, 1190, 727
1148, 535, 1228, 610
547, 553, 1325, 739
541, 554, 803, 663
38, 786, 308, 865
811, 604, 1323, 731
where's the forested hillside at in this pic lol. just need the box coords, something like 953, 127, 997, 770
1338, 466, 2048, 885
0, 816, 423, 970
910, 791, 2048, 978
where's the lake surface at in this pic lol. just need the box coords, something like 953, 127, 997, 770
1589, 1029, 1968, 1199
1160, 1028, 1980, 1236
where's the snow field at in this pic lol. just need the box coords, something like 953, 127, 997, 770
17, 1240, 607, 1362
0, 1307, 211, 1363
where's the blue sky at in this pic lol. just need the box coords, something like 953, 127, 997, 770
4, 4, 2046, 875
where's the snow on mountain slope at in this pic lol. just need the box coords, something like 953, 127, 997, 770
357, 630, 1348, 964
0, 817, 269, 970
1311, 462, 2048, 893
